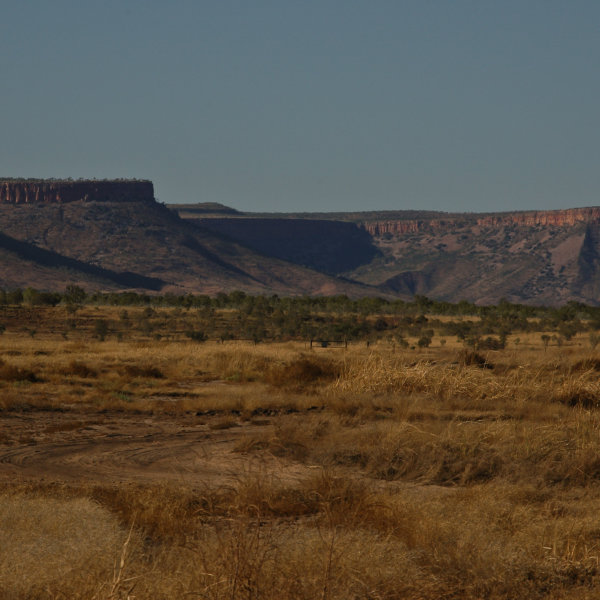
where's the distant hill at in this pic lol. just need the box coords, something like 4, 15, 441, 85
0, 179, 379, 297
173, 203, 600, 305
2, 179, 600, 304
170, 202, 241, 217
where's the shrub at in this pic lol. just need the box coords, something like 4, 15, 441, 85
123, 365, 164, 379
572, 358, 600, 372
60, 361, 97, 378
185, 329, 207, 342
94, 319, 109, 341
266, 356, 341, 389
0, 363, 38, 382
478, 336, 505, 350
457, 349, 493, 369
417, 335, 432, 348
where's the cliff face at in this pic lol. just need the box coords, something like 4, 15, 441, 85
0, 180, 154, 204
194, 218, 381, 275
475, 208, 600, 228
3, 188, 596, 303
348, 206, 600, 305
361, 207, 600, 236
363, 219, 464, 235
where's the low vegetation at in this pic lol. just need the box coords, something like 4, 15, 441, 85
2, 298, 600, 598
4, 286, 600, 346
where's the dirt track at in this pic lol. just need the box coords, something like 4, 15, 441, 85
0, 411, 309, 487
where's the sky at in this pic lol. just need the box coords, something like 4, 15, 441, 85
1, 1, 599, 213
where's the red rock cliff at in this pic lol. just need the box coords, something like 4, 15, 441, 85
363, 219, 465, 236
362, 207, 600, 236
475, 207, 600, 228
0, 180, 154, 204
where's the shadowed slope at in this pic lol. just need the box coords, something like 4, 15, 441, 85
0, 231, 164, 291
175, 204, 600, 305
192, 217, 381, 275
0, 197, 378, 297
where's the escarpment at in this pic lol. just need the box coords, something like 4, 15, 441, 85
0, 179, 381, 298
360, 207, 600, 236
175, 204, 600, 305
194, 217, 381, 275
351, 206, 600, 305
1, 180, 600, 304
361, 219, 466, 236
0, 179, 154, 204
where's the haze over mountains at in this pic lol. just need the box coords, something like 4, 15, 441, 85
1, 179, 599, 306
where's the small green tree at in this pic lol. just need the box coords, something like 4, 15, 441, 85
94, 319, 109, 341
23, 287, 40, 306
396, 334, 409, 349
7, 289, 23, 305
185, 329, 207, 342
541, 334, 551, 351
64, 285, 86, 307
417, 334, 432, 348
558, 322, 578, 341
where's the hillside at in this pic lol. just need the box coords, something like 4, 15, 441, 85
175, 203, 600, 305
0, 231, 163, 291
0, 180, 378, 297
4, 181, 600, 304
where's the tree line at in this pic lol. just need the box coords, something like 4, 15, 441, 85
1, 287, 600, 347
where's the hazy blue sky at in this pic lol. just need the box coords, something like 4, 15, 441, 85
1, 1, 598, 212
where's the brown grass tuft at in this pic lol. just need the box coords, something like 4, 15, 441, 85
59, 360, 98, 378
571, 357, 600, 372
122, 364, 164, 378
0, 363, 38, 382
457, 349, 494, 369
266, 355, 341, 390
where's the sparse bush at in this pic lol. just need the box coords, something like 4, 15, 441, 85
571, 358, 600, 372
64, 284, 86, 308
417, 334, 432, 348
477, 336, 505, 350
554, 387, 600, 408
60, 361, 97, 378
457, 349, 493, 369
123, 364, 164, 378
0, 362, 38, 382
185, 329, 207, 342
266, 356, 340, 389
94, 319, 109, 341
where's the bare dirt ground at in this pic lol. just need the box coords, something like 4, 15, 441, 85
0, 411, 311, 487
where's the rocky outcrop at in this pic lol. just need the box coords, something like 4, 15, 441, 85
361, 207, 600, 236
0, 180, 154, 204
476, 207, 600, 228
362, 219, 465, 236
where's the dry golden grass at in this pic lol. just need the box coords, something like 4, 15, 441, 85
4, 475, 600, 599
3, 312, 600, 598
0, 493, 126, 599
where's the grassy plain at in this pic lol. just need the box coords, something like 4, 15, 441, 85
2, 306, 600, 598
